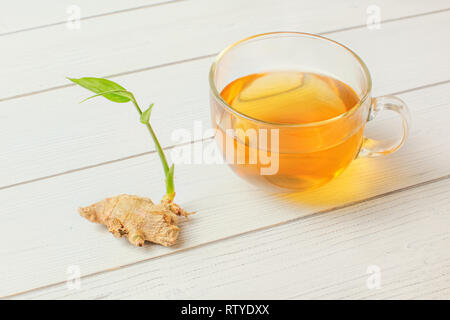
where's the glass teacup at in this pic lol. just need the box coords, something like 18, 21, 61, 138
209, 32, 410, 190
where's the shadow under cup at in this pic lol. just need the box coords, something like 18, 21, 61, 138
209, 32, 409, 191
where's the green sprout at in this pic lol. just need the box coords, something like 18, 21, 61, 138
68, 77, 175, 201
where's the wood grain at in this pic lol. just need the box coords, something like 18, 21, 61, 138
1, 0, 449, 300
1, 12, 450, 188
12, 178, 450, 299
0, 0, 448, 100
1, 82, 449, 297
0, 1, 173, 35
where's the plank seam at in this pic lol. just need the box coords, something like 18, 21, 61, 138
319, 8, 450, 35
1, 79, 448, 192
0, 0, 188, 38
0, 8, 448, 104
4, 173, 450, 299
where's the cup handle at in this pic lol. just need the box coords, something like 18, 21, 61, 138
359, 95, 411, 158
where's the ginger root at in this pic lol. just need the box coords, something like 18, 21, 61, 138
79, 194, 191, 247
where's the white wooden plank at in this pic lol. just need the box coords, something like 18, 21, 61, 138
14, 178, 450, 300
1, 82, 450, 297
1, 12, 450, 188
0, 1, 171, 35
0, 0, 448, 100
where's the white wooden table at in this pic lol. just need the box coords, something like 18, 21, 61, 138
1, 0, 449, 299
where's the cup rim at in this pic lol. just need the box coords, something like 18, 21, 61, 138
209, 31, 372, 128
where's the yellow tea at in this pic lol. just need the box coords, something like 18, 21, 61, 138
216, 71, 364, 190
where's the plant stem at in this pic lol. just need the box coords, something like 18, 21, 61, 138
131, 100, 174, 200
69, 77, 176, 201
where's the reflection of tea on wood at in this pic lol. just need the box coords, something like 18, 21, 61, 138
218, 71, 364, 190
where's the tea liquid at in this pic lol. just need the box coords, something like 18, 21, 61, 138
218, 71, 364, 189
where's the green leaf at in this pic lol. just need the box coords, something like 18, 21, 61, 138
140, 103, 154, 124
70, 76, 176, 200
68, 77, 132, 103
80, 89, 133, 103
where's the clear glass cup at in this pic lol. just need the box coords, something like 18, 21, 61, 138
209, 32, 410, 191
